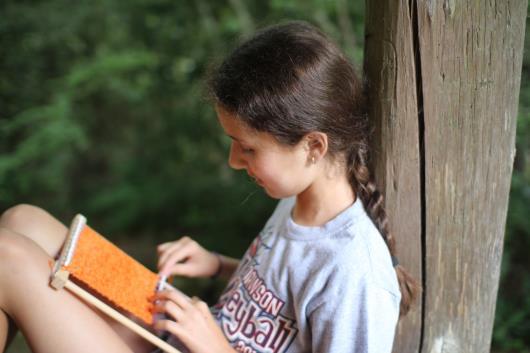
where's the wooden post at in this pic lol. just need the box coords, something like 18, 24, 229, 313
364, 1, 527, 352
364, 2, 423, 352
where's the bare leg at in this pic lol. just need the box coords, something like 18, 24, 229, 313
0, 310, 17, 351
0, 227, 155, 353
0, 204, 71, 258
0, 311, 6, 349
0, 204, 68, 353
0, 205, 155, 353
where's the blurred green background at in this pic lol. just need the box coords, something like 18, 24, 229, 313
0, 1, 528, 352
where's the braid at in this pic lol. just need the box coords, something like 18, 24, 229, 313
208, 19, 421, 317
348, 143, 421, 317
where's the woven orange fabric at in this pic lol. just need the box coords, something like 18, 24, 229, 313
64, 226, 158, 325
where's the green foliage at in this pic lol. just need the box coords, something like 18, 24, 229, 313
1, 2, 529, 352
0, 0, 365, 300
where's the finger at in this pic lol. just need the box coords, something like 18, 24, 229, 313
154, 300, 184, 322
158, 242, 197, 275
161, 263, 196, 278
159, 252, 190, 276
156, 242, 174, 253
154, 318, 182, 335
155, 289, 191, 305
168, 262, 198, 277
157, 248, 174, 269
157, 243, 189, 271
153, 319, 195, 348
155, 290, 192, 311
157, 237, 192, 268
157, 236, 191, 252
157, 239, 182, 258
191, 297, 212, 318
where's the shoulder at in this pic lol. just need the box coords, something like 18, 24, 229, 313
304, 204, 401, 301
263, 197, 400, 296
346, 204, 401, 295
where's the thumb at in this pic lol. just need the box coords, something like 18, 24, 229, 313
160, 263, 195, 278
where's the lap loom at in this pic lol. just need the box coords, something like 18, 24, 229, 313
50, 214, 186, 353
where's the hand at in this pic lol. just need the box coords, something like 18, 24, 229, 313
157, 236, 220, 278
153, 290, 235, 353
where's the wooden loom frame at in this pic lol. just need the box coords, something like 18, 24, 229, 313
50, 214, 182, 353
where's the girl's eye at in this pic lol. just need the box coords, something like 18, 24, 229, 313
241, 146, 254, 154
232, 139, 254, 155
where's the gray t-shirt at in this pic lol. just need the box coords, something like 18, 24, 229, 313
211, 196, 401, 353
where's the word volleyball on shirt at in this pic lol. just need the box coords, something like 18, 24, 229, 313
213, 236, 298, 353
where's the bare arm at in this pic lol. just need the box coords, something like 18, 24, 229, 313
214, 254, 240, 280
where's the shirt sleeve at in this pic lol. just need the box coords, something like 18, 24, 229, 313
308, 274, 400, 353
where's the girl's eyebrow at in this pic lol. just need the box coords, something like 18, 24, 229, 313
228, 134, 243, 143
228, 133, 255, 145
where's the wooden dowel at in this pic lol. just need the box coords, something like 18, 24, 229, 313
63, 280, 182, 353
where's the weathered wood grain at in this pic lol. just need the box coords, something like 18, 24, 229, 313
417, 1, 526, 352
364, 2, 423, 353
364, 0, 526, 352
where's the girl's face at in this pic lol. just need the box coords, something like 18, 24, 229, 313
216, 105, 315, 199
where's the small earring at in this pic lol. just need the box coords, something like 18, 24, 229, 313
311, 156, 316, 164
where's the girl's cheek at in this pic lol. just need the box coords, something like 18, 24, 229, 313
253, 163, 273, 181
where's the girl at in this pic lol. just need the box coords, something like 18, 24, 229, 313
0, 21, 419, 353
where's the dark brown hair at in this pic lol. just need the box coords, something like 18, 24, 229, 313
207, 20, 420, 317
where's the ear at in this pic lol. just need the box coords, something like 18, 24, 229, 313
304, 132, 328, 164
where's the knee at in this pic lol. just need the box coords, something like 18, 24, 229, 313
0, 228, 32, 268
0, 205, 67, 260
0, 228, 51, 309
0, 227, 50, 277
0, 204, 47, 233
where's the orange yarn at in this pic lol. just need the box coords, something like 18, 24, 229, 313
64, 226, 158, 325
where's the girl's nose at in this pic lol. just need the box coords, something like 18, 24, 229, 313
228, 142, 246, 170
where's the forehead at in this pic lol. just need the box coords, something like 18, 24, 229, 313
214, 105, 296, 152
215, 105, 256, 139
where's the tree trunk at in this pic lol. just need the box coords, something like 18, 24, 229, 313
363, 1, 527, 352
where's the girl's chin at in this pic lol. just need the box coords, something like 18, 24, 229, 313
262, 185, 278, 198
263, 186, 293, 200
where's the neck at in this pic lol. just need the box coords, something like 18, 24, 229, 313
292, 170, 356, 227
